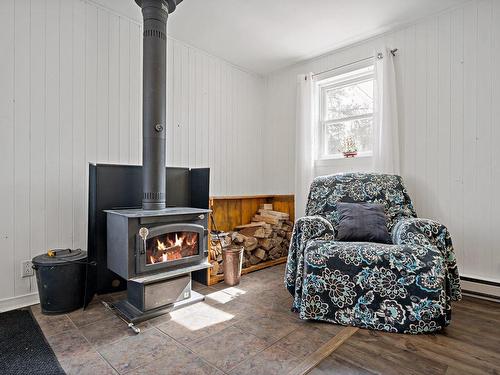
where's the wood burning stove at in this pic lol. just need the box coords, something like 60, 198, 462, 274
105, 207, 210, 323
103, 0, 210, 327
106, 208, 209, 279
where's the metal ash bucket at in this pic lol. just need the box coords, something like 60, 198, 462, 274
222, 246, 244, 286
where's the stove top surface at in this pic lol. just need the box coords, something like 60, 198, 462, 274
104, 207, 210, 218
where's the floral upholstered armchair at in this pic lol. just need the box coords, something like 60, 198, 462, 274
285, 173, 462, 334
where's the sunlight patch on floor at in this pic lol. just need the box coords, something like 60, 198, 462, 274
206, 288, 247, 304
218, 287, 248, 297
169, 302, 234, 331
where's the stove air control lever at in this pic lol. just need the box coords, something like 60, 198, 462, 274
138, 227, 149, 255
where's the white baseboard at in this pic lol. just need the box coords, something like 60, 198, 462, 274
0, 292, 40, 313
460, 278, 500, 301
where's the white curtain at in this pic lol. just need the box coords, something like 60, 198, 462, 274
372, 48, 400, 174
295, 73, 315, 218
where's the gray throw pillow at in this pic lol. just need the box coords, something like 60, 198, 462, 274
335, 202, 392, 244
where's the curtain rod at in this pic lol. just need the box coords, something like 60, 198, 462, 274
312, 48, 398, 78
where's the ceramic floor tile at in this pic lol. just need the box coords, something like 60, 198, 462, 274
275, 324, 338, 358
295, 318, 346, 336
187, 325, 269, 372
79, 315, 142, 348
272, 284, 294, 300
36, 265, 348, 375
237, 278, 279, 293
229, 344, 301, 375
99, 328, 178, 374
46, 328, 94, 360
157, 301, 239, 345
138, 311, 174, 327
126, 345, 223, 375
233, 310, 301, 344
205, 295, 268, 319
67, 300, 116, 328
59, 349, 117, 375
203, 288, 260, 314
31, 306, 77, 337
98, 290, 128, 302
241, 289, 292, 315
204, 288, 243, 304
30, 304, 44, 316
192, 281, 212, 294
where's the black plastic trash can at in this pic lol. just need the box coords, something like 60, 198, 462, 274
32, 249, 88, 314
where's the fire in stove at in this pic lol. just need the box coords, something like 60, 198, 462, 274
147, 232, 198, 265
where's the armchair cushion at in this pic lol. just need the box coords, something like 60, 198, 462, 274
335, 202, 392, 244
297, 239, 449, 334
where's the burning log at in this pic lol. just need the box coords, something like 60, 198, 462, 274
155, 242, 181, 255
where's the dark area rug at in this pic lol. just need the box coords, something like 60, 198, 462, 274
0, 309, 65, 375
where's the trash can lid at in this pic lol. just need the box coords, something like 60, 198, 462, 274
32, 248, 87, 265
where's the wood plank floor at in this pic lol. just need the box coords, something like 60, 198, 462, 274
311, 296, 500, 375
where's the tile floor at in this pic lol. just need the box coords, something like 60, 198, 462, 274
31, 264, 343, 375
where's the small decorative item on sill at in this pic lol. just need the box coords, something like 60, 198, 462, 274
340, 136, 358, 158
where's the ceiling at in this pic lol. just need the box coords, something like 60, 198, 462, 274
101, 0, 465, 75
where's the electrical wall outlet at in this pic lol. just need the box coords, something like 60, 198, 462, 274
21, 260, 34, 278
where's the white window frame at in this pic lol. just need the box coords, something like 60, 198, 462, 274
315, 60, 375, 161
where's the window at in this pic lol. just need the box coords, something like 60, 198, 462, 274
316, 63, 374, 159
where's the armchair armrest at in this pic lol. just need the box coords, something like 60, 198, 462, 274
285, 216, 334, 306
392, 217, 462, 301
291, 215, 335, 245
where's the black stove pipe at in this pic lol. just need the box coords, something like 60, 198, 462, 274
135, 0, 182, 210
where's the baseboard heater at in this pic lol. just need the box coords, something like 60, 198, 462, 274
460, 276, 500, 301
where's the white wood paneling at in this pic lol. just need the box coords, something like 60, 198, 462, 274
30, 0, 48, 291
0, 0, 16, 300
73, 0, 87, 251
492, 0, 500, 279
0, 0, 265, 306
263, 0, 500, 283
14, 0, 31, 296
60, 0, 75, 250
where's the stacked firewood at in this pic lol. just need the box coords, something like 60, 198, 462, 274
209, 205, 293, 276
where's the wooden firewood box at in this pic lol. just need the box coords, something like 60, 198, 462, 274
207, 195, 294, 285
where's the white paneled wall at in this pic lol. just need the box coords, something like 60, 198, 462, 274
263, 0, 500, 283
0, 0, 264, 305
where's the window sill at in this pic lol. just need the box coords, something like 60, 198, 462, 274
315, 153, 372, 166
